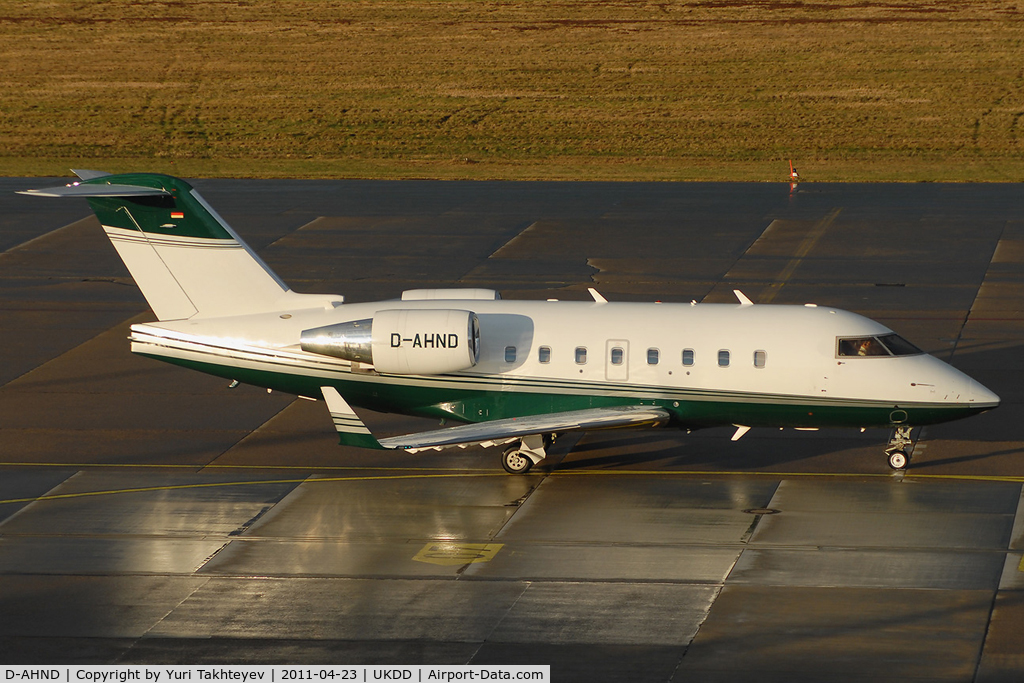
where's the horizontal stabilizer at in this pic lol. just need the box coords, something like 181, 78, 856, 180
380, 405, 670, 451
17, 183, 170, 198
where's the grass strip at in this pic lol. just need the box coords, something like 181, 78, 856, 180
3, 1, 1023, 181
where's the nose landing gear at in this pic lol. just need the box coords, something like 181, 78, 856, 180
885, 425, 914, 470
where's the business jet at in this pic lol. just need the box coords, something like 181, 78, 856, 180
19, 172, 1000, 473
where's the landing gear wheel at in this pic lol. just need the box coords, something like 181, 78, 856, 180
884, 424, 914, 471
502, 446, 533, 474
887, 450, 908, 470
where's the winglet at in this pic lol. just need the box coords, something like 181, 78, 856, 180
72, 169, 112, 180
733, 290, 754, 306
321, 386, 385, 449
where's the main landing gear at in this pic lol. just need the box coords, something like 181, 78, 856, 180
501, 434, 554, 474
502, 446, 533, 474
885, 425, 914, 471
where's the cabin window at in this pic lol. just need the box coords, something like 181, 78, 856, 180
647, 348, 659, 365
682, 349, 695, 366
754, 350, 767, 368
575, 347, 588, 364
538, 346, 551, 363
718, 350, 730, 367
837, 334, 922, 358
505, 346, 517, 363
610, 347, 624, 365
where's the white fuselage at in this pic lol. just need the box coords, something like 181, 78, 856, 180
129, 296, 998, 430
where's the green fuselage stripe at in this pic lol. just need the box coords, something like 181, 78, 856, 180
136, 350, 990, 430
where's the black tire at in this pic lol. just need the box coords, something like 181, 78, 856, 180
502, 446, 533, 474
887, 450, 908, 470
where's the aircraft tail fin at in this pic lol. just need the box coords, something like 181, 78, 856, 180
19, 173, 330, 321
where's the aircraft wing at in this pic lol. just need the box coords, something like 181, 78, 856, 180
378, 405, 671, 452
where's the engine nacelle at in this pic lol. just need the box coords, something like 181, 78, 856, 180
372, 309, 480, 374
301, 309, 480, 375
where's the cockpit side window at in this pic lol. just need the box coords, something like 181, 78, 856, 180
837, 334, 923, 358
838, 337, 889, 357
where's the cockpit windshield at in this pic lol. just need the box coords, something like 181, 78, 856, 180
837, 333, 923, 358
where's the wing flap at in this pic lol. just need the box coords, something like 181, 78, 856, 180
379, 405, 671, 451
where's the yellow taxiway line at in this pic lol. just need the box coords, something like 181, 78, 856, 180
3, 461, 1023, 483
0, 461, 496, 472
0, 462, 1022, 507
0, 472, 513, 506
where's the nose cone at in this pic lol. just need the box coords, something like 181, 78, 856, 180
969, 379, 1000, 409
